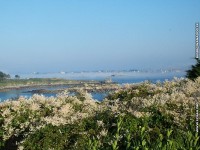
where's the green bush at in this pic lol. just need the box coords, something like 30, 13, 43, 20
0, 113, 4, 150
1, 78, 200, 149
3, 105, 200, 150
22, 124, 85, 150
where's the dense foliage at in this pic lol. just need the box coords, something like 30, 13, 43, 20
186, 59, 200, 80
0, 77, 200, 149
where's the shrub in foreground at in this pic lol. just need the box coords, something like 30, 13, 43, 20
0, 77, 200, 149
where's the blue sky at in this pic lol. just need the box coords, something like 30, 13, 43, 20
0, 0, 200, 73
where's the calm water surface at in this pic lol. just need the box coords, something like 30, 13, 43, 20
0, 71, 185, 102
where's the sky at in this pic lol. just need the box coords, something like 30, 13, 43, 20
0, 0, 200, 73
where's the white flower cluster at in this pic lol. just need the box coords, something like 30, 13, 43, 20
104, 77, 200, 122
0, 90, 101, 143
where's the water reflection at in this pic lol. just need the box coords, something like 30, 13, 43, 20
0, 87, 108, 102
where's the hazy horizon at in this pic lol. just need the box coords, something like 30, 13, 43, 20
0, 0, 200, 73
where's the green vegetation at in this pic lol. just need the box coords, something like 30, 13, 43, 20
15, 75, 20, 79
107, 82, 160, 101
0, 71, 10, 81
186, 59, 200, 80
0, 77, 200, 149
0, 111, 4, 149
0, 77, 89, 88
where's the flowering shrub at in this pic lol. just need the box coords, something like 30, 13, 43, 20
0, 77, 200, 149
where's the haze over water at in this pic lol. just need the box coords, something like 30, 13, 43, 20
0, 1, 200, 74
0, 1, 198, 101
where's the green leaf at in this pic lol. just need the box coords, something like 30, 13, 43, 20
142, 140, 146, 146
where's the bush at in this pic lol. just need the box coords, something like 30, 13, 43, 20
107, 83, 158, 101
22, 124, 84, 150
0, 113, 4, 150
1, 78, 200, 149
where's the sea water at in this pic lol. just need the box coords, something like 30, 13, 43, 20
0, 71, 185, 102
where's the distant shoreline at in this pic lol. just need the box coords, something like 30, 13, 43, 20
0, 78, 118, 93
0, 83, 77, 92
0, 78, 98, 92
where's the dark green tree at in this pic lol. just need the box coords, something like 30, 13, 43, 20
15, 75, 20, 79
0, 71, 10, 81
186, 59, 200, 80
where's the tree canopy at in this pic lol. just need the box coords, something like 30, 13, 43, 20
186, 59, 200, 80
15, 75, 20, 79
0, 71, 10, 81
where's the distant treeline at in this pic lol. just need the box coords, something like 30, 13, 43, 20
0, 71, 10, 81
0, 71, 21, 81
